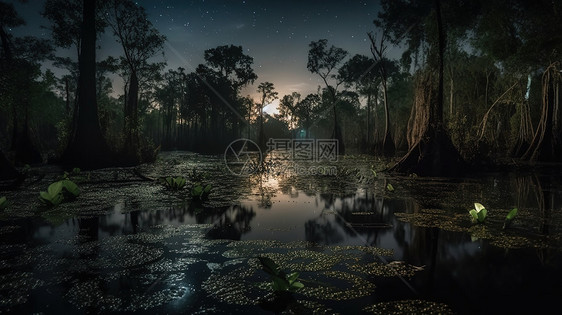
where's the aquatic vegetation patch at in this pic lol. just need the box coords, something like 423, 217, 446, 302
394, 209, 469, 233
330, 245, 394, 257
258, 256, 304, 293
348, 260, 425, 278
202, 266, 258, 306
298, 270, 376, 301
363, 299, 454, 314
38, 179, 80, 207
191, 183, 212, 200
0, 271, 46, 309
161, 176, 187, 190
396, 208, 559, 250
65, 275, 193, 312
202, 239, 413, 311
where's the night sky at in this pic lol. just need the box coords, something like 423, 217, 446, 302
8, 0, 388, 113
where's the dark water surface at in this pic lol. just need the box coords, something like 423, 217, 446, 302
0, 152, 561, 314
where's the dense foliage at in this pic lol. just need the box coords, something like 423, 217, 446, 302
1, 0, 561, 174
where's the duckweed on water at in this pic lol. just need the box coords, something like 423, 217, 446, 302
395, 208, 559, 250
363, 299, 455, 314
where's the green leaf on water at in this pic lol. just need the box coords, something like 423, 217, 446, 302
203, 184, 212, 194
291, 281, 304, 289
271, 274, 290, 291
469, 209, 478, 222
287, 272, 299, 283
477, 208, 487, 223
62, 179, 80, 197
386, 183, 394, 192
258, 256, 281, 276
47, 181, 63, 197
192, 185, 203, 197
469, 203, 487, 223
474, 203, 485, 213
39, 191, 51, 202
506, 208, 518, 220
503, 208, 518, 229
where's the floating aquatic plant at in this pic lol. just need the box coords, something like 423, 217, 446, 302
162, 176, 187, 190
503, 208, 518, 229
39, 179, 80, 206
258, 256, 304, 293
386, 183, 394, 192
39, 181, 64, 206
191, 183, 212, 200
469, 202, 487, 223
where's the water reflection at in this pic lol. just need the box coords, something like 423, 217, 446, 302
1, 166, 561, 314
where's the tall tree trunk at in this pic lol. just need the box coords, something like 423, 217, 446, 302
449, 76, 454, 117
367, 92, 371, 148
65, 77, 71, 113
522, 63, 561, 162
433, 0, 445, 130
124, 70, 141, 163
382, 80, 395, 156
388, 0, 466, 177
62, 0, 111, 168
258, 106, 265, 150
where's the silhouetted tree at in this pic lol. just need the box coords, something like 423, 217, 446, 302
307, 39, 348, 153
295, 94, 321, 138
195, 45, 257, 151
61, 0, 111, 168
278, 92, 301, 138
339, 54, 378, 149
1, 1, 53, 166
104, 0, 165, 164
256, 81, 278, 149
380, 0, 467, 176
368, 31, 397, 156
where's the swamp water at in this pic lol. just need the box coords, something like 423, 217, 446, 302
0, 152, 561, 314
